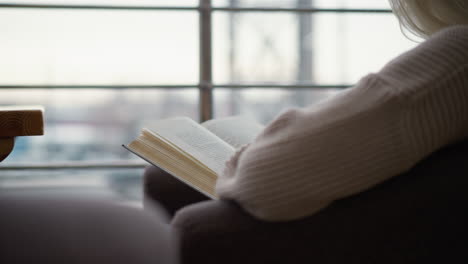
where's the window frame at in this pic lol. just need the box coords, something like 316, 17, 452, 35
0, 0, 392, 171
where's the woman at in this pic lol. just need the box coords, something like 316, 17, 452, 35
146, 0, 468, 222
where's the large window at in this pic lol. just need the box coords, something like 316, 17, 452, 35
0, 0, 416, 200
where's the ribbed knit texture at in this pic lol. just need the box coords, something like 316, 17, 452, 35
215, 25, 468, 222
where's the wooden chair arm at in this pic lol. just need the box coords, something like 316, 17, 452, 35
0, 106, 44, 162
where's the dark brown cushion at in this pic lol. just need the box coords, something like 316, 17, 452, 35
145, 140, 468, 264
0, 193, 178, 264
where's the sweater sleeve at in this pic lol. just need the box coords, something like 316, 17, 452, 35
216, 74, 412, 221
215, 25, 468, 222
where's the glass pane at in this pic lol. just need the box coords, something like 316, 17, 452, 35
4, 0, 198, 7
314, 0, 390, 9
213, 0, 391, 9
213, 12, 416, 84
313, 13, 417, 84
0, 88, 198, 163
0, 9, 198, 84
0, 168, 144, 202
214, 88, 341, 124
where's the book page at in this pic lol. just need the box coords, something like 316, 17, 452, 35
202, 116, 265, 148
144, 117, 235, 175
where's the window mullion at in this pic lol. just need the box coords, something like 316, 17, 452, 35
199, 0, 213, 122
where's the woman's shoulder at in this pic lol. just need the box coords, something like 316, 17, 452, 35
433, 24, 468, 40
377, 25, 468, 94
427, 25, 468, 54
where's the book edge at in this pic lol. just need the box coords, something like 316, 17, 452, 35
122, 144, 217, 200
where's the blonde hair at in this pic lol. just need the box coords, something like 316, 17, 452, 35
389, 0, 468, 38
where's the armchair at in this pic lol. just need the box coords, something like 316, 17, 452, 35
144, 139, 468, 264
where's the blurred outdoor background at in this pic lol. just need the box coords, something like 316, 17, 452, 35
0, 0, 416, 201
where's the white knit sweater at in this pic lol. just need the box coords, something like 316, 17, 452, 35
215, 25, 468, 222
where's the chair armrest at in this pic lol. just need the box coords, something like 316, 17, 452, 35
172, 200, 260, 238
0, 106, 44, 137
172, 200, 274, 264
0, 106, 44, 162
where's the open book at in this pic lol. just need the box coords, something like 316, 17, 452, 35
124, 116, 264, 199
